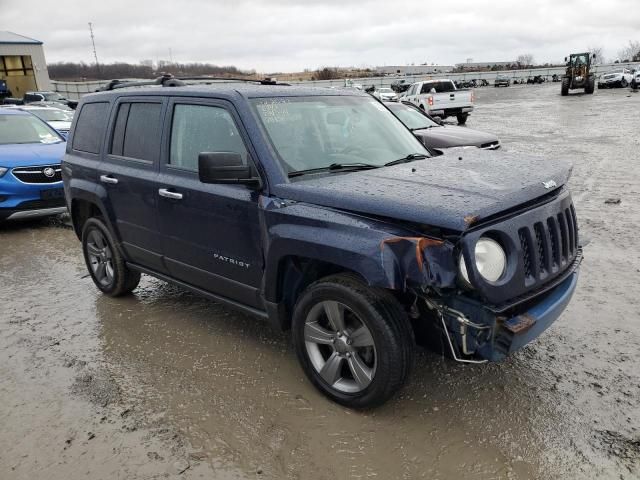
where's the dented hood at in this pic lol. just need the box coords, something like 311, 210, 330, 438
272, 149, 573, 232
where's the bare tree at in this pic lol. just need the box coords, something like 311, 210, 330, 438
516, 54, 535, 68
617, 40, 640, 63
587, 46, 604, 64
313, 67, 341, 80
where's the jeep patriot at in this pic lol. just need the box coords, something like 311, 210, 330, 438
63, 82, 581, 408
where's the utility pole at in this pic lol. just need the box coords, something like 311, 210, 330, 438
88, 22, 100, 74
169, 48, 174, 64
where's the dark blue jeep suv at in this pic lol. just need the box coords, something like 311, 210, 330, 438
63, 82, 581, 408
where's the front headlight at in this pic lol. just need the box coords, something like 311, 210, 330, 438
0, 167, 8, 178
460, 237, 507, 284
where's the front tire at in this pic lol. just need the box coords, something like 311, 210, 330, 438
585, 77, 595, 94
82, 217, 140, 296
561, 77, 570, 96
292, 274, 414, 409
456, 113, 468, 125
621, 78, 628, 88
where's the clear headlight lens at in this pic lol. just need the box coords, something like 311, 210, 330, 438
0, 167, 8, 178
460, 237, 507, 284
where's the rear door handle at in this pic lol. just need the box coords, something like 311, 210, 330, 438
158, 188, 183, 200
100, 174, 118, 185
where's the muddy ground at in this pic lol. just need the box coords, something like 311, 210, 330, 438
1, 83, 639, 479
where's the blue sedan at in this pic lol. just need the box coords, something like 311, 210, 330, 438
0, 108, 67, 221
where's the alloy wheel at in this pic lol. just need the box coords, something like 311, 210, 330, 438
304, 300, 377, 393
86, 229, 114, 287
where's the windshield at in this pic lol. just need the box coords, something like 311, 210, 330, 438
387, 104, 439, 130
0, 114, 63, 145
252, 96, 429, 174
29, 109, 74, 122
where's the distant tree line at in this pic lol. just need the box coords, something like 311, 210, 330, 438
48, 61, 253, 81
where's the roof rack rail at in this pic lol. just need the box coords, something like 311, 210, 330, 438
97, 74, 289, 91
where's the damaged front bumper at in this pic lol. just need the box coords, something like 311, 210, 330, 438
424, 268, 579, 362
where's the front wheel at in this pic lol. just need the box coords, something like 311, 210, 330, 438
82, 217, 141, 296
456, 113, 469, 125
621, 78, 628, 88
585, 77, 595, 94
561, 77, 570, 96
292, 274, 414, 408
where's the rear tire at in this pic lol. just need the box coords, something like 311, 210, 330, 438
456, 113, 468, 125
561, 77, 570, 96
81, 217, 140, 297
292, 274, 414, 409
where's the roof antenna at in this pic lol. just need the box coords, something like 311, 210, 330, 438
88, 22, 100, 75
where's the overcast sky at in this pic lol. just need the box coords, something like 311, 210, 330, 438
3, 0, 639, 72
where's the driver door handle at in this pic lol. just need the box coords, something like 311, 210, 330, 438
100, 174, 118, 185
158, 188, 183, 200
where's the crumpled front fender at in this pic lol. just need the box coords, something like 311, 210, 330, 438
379, 236, 458, 290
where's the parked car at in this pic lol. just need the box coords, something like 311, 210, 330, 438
494, 74, 511, 87
0, 108, 67, 221
631, 70, 640, 89
373, 87, 398, 102
3, 91, 78, 109
387, 102, 500, 150
0, 79, 11, 99
63, 83, 581, 408
598, 68, 634, 88
9, 105, 74, 138
403, 79, 475, 124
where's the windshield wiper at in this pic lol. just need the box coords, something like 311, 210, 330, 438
384, 153, 428, 167
289, 162, 380, 178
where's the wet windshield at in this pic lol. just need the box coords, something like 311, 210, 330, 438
29, 109, 74, 122
0, 114, 63, 145
252, 96, 429, 175
387, 103, 439, 130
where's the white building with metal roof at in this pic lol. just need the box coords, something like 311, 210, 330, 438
0, 31, 51, 97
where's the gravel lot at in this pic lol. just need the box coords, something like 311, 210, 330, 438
1, 82, 639, 479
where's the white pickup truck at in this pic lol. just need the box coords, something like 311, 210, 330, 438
402, 79, 474, 124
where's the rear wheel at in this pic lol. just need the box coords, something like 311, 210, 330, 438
292, 274, 414, 408
561, 77, 570, 96
82, 217, 140, 296
456, 113, 468, 125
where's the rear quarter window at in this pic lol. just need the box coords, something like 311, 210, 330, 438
110, 102, 162, 161
72, 102, 109, 154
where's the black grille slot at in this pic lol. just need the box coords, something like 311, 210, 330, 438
534, 223, 547, 274
569, 205, 579, 250
519, 229, 533, 278
547, 217, 559, 268
12, 164, 62, 184
557, 213, 569, 262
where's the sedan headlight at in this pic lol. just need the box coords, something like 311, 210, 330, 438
0, 167, 8, 178
460, 237, 507, 284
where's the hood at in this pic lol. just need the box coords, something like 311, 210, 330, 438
413, 125, 499, 149
273, 149, 572, 232
0, 141, 66, 168
47, 120, 72, 131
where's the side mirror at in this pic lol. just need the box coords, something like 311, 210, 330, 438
198, 152, 259, 186
564, 57, 568, 62
432, 116, 444, 125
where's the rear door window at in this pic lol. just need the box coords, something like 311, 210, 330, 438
72, 102, 109, 154
110, 102, 162, 162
